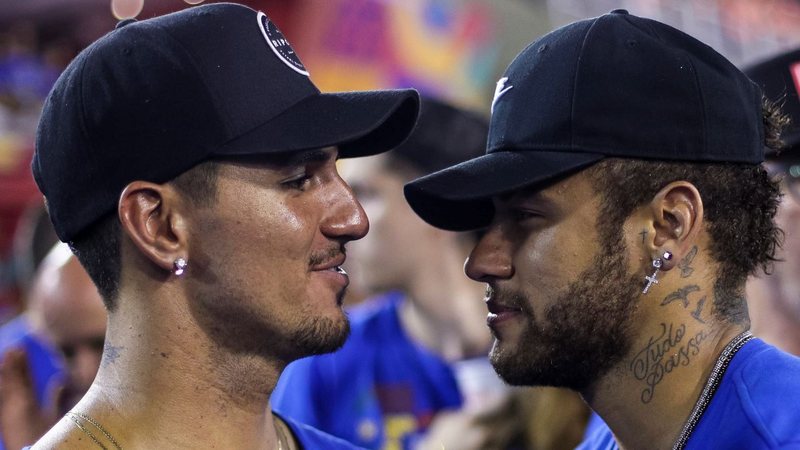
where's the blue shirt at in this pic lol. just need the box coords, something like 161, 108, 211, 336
577, 339, 800, 449
281, 414, 364, 449
272, 292, 462, 449
0, 316, 64, 450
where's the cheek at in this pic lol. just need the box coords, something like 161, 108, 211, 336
514, 224, 594, 296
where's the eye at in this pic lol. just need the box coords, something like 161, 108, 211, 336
282, 173, 312, 191
512, 208, 541, 222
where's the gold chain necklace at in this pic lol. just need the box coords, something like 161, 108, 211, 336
275, 416, 290, 450
67, 410, 291, 450
66, 411, 123, 450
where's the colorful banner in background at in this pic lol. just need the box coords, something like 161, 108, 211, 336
285, 0, 514, 111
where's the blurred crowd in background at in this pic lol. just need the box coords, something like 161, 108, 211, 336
0, 1, 799, 449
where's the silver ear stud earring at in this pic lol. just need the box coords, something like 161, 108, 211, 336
643, 251, 672, 294
173, 258, 188, 277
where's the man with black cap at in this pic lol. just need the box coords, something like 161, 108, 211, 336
30, 3, 418, 449
405, 9, 800, 450
272, 98, 497, 449
745, 48, 800, 357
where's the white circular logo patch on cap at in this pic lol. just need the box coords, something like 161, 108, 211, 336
257, 11, 309, 77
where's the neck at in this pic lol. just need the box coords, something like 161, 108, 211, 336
583, 282, 748, 450
67, 291, 286, 449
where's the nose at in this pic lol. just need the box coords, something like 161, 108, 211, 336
321, 175, 369, 242
464, 224, 514, 282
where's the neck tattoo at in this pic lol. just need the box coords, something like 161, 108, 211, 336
671, 330, 753, 450
66, 411, 123, 450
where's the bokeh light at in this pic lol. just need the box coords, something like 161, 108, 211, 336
111, 0, 144, 20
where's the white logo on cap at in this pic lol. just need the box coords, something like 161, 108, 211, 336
491, 77, 512, 114
256, 11, 309, 77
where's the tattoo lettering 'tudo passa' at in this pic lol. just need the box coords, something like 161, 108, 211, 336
661, 285, 701, 308
630, 322, 713, 404
678, 246, 698, 278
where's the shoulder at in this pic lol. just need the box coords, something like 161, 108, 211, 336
281, 415, 365, 449
726, 339, 800, 444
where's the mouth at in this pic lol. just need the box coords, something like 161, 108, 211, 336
310, 253, 350, 293
485, 286, 524, 327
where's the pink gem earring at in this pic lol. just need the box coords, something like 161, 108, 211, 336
173, 257, 188, 277
643, 251, 672, 294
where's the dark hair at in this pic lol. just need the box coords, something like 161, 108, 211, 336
68, 161, 221, 310
586, 99, 787, 323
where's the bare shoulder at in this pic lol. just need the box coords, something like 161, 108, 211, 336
29, 418, 97, 450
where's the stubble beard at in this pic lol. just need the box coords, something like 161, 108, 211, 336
192, 284, 350, 363
489, 237, 642, 392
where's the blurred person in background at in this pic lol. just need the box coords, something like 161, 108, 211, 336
273, 98, 590, 449
29, 3, 419, 448
745, 48, 800, 357
0, 243, 105, 450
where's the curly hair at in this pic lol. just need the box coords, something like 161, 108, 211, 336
585, 98, 787, 324
68, 161, 221, 310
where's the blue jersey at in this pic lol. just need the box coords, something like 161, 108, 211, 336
272, 292, 462, 449
0, 316, 64, 450
577, 339, 800, 449
280, 414, 365, 449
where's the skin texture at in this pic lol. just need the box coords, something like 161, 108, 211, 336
0, 246, 106, 450
464, 169, 748, 450
32, 147, 368, 449
747, 160, 800, 356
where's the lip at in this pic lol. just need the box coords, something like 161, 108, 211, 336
310, 254, 349, 290
485, 299, 523, 328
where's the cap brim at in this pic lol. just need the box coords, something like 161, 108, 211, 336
218, 89, 419, 158
404, 150, 604, 231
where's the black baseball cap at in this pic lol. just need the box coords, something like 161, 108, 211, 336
33, 2, 419, 242
404, 9, 763, 231
744, 48, 800, 153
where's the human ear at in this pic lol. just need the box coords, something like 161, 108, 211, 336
118, 181, 188, 273
646, 181, 704, 270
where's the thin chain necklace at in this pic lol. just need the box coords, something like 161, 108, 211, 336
671, 330, 753, 450
65, 411, 123, 450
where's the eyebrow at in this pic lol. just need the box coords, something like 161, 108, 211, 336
288, 149, 334, 166
223, 148, 335, 168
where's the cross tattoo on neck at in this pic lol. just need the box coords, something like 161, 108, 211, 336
643, 270, 659, 294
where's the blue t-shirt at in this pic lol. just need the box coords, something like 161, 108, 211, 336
0, 316, 64, 450
577, 339, 800, 449
281, 414, 364, 449
272, 292, 462, 449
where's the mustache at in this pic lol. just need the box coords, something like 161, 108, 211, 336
486, 285, 531, 312
308, 245, 346, 267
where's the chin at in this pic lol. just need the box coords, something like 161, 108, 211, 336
293, 314, 351, 357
